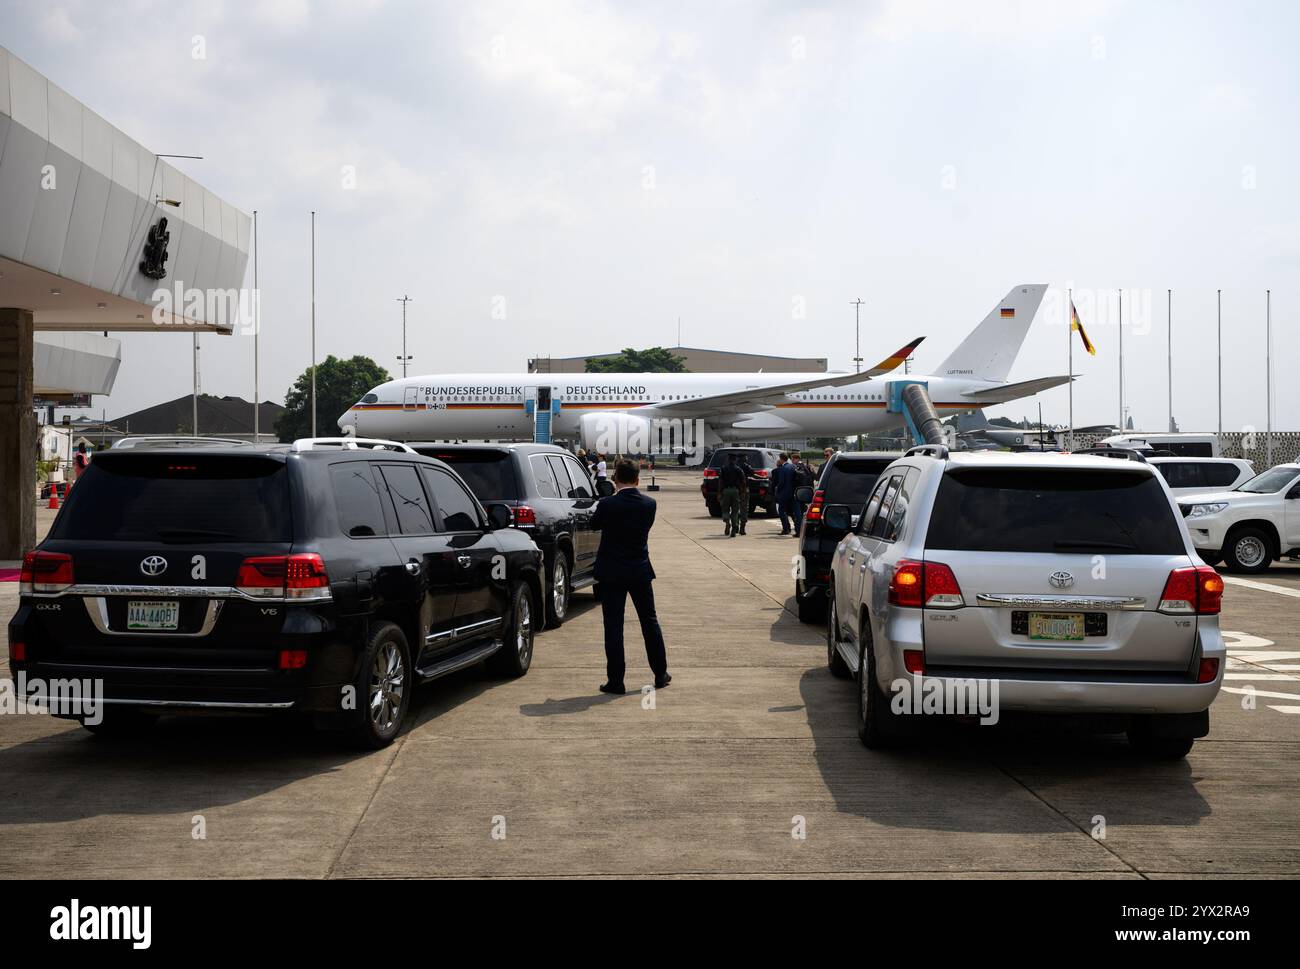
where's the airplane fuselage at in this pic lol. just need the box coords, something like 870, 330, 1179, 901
339, 371, 996, 442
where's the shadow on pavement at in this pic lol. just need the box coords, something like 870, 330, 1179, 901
0, 666, 504, 827
798, 667, 1211, 834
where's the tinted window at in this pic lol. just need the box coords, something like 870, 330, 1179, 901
708, 449, 769, 468
926, 469, 1184, 554
1204, 463, 1244, 487
562, 457, 594, 498
378, 465, 435, 535
421, 449, 519, 500
331, 462, 388, 537
1154, 463, 1204, 489
882, 468, 920, 542
531, 454, 562, 498
868, 475, 903, 540
1166, 442, 1214, 457
422, 468, 481, 532
857, 476, 891, 535
49, 456, 290, 543
822, 458, 894, 506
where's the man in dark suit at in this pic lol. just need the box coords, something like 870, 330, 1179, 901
590, 459, 670, 695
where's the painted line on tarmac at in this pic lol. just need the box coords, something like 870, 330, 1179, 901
1221, 686, 1300, 703
1222, 575, 1300, 599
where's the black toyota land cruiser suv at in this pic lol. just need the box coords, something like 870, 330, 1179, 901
793, 451, 899, 623
700, 447, 782, 518
411, 443, 606, 627
7, 439, 545, 749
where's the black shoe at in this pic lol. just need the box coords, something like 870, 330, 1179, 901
600, 682, 626, 695
655, 673, 672, 689
739, 528, 747, 535
724, 526, 731, 536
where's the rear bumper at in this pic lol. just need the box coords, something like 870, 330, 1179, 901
876, 615, 1225, 716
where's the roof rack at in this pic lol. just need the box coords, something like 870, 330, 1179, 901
1071, 447, 1149, 463
111, 436, 251, 449
904, 444, 949, 460
292, 437, 415, 453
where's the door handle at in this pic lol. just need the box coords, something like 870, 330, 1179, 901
457, 554, 472, 569
405, 559, 420, 575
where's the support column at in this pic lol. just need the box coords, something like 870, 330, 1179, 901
0, 308, 37, 559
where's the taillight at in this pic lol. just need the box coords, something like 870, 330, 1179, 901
903, 649, 925, 674
702, 469, 718, 479
888, 559, 963, 609
237, 554, 331, 601
752, 469, 770, 478
513, 505, 537, 526
9, 640, 26, 663
19, 551, 74, 595
1196, 657, 1220, 683
1159, 565, 1223, 615
278, 649, 308, 670
805, 489, 826, 521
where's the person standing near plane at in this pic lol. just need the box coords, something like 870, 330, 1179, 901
817, 446, 836, 481
773, 452, 798, 535
790, 451, 814, 530
718, 453, 746, 537
591, 460, 670, 695
734, 452, 756, 536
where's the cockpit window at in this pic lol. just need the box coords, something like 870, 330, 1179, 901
360, 393, 379, 404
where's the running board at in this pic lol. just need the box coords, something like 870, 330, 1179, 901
416, 640, 502, 681
570, 575, 597, 591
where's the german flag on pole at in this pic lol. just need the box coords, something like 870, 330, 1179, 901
1070, 299, 1096, 356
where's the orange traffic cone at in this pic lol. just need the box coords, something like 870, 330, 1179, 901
47, 488, 59, 509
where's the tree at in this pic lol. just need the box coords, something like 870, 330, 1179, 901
275, 355, 391, 442
585, 347, 687, 373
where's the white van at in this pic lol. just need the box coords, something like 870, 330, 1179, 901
1100, 433, 1220, 458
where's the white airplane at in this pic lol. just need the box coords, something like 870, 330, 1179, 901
339, 284, 1069, 454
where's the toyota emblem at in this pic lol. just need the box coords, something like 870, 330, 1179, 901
1048, 570, 1074, 589
140, 555, 168, 577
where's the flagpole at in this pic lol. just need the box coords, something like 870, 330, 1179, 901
1068, 287, 1074, 449
1217, 289, 1222, 436
253, 209, 259, 442
1166, 289, 1172, 432
310, 210, 317, 438
1266, 289, 1272, 466
1118, 289, 1124, 429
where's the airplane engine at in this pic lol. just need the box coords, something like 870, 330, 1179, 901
579, 411, 656, 455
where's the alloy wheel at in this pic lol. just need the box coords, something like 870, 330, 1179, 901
369, 640, 405, 735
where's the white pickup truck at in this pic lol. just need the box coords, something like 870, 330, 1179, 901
1179, 463, 1300, 572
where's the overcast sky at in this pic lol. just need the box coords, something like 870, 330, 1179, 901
3, 0, 1297, 434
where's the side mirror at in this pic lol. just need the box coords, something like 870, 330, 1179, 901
794, 485, 813, 504
484, 502, 514, 530
822, 504, 853, 532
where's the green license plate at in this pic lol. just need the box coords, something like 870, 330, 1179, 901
127, 600, 180, 631
1028, 612, 1084, 642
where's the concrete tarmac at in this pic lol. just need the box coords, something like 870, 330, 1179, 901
2, 473, 1298, 878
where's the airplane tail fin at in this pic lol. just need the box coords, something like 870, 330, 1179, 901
937, 284, 1048, 383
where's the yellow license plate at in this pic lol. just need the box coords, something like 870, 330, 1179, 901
127, 600, 180, 631
1028, 612, 1084, 641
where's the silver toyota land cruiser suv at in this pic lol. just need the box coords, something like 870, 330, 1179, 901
825, 445, 1225, 758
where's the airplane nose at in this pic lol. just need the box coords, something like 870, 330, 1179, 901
337, 409, 358, 434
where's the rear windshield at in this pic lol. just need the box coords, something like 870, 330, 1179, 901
822, 458, 894, 506
709, 449, 773, 469
926, 468, 1184, 554
49, 456, 291, 543
421, 450, 519, 500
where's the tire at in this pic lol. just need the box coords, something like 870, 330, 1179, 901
1198, 551, 1222, 567
706, 502, 721, 518
856, 618, 904, 749
797, 581, 826, 624
545, 553, 571, 628
81, 708, 159, 738
346, 621, 411, 750
826, 586, 851, 679
1223, 526, 1273, 573
487, 581, 535, 678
